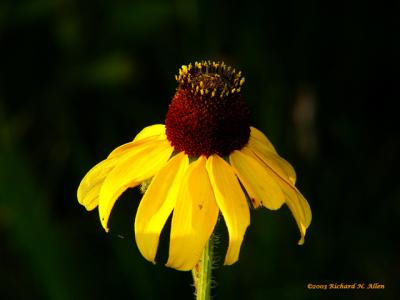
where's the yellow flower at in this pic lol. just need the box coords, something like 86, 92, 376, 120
77, 61, 311, 271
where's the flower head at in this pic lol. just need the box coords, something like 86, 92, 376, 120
77, 61, 312, 271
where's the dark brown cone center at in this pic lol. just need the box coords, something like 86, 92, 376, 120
165, 61, 250, 157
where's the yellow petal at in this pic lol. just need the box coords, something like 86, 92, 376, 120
249, 131, 297, 185
230, 148, 285, 210
77, 156, 118, 211
133, 124, 166, 142
248, 147, 312, 244
206, 155, 250, 265
250, 126, 278, 154
109, 126, 167, 158
99, 139, 174, 231
166, 156, 219, 271
77, 125, 168, 212
286, 190, 311, 245
135, 152, 189, 263
77, 137, 155, 210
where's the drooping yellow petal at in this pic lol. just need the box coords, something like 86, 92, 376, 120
133, 124, 166, 142
284, 189, 311, 245
167, 156, 219, 271
135, 152, 189, 263
249, 147, 312, 244
99, 139, 174, 232
206, 155, 250, 265
249, 130, 297, 185
77, 157, 118, 211
230, 148, 285, 210
77, 137, 159, 210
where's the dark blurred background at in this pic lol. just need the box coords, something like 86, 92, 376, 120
0, 0, 398, 299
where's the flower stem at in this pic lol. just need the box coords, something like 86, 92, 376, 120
192, 238, 213, 300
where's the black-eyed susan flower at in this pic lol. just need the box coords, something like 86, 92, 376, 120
77, 61, 311, 272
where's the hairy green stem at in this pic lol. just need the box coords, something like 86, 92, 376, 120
192, 238, 213, 300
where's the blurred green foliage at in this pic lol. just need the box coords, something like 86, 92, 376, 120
0, 0, 398, 299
